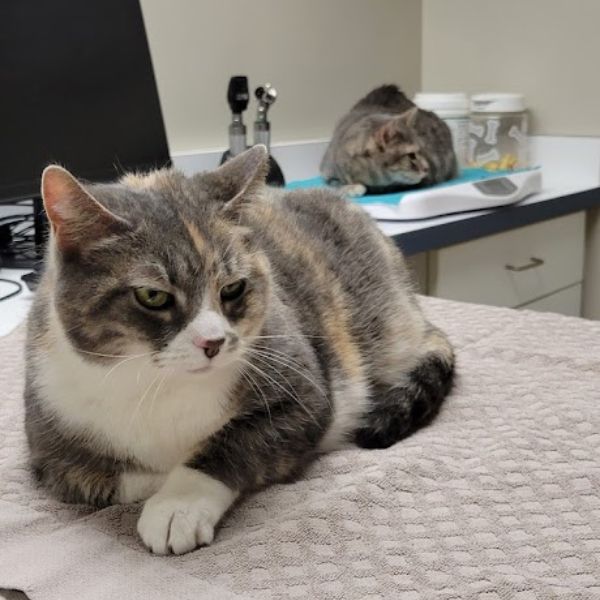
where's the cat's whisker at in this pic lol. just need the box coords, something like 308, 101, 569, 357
62, 323, 86, 334
247, 350, 331, 414
136, 360, 146, 386
246, 347, 317, 380
75, 348, 159, 360
249, 356, 330, 418
248, 343, 316, 367
127, 371, 162, 433
248, 334, 326, 340
239, 368, 273, 428
238, 357, 320, 425
148, 369, 171, 421
246, 346, 329, 403
102, 353, 153, 384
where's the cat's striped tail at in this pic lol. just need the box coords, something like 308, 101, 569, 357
354, 329, 454, 449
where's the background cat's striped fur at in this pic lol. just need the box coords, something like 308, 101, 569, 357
321, 84, 458, 193
25, 146, 453, 554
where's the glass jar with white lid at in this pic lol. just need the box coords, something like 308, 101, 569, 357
469, 93, 528, 170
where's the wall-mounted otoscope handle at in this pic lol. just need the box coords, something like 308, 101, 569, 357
253, 83, 284, 186
227, 76, 249, 157
253, 83, 277, 150
228, 76, 250, 114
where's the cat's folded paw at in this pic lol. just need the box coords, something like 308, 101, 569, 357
339, 183, 367, 198
136, 466, 236, 555
137, 494, 216, 555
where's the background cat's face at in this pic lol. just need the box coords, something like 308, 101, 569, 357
343, 109, 430, 187
369, 110, 430, 185
42, 147, 271, 376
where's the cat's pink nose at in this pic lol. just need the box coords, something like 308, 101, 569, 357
192, 336, 225, 359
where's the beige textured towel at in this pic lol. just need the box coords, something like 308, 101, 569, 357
1, 297, 599, 600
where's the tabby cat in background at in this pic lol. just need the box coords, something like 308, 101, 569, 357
321, 84, 458, 195
25, 145, 454, 555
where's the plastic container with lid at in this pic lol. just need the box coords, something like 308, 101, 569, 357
469, 93, 528, 170
413, 92, 470, 168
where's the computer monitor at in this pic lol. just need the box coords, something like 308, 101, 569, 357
0, 0, 170, 203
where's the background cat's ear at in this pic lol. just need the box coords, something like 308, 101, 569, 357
374, 108, 419, 149
374, 120, 399, 148
213, 145, 269, 217
41, 165, 128, 254
398, 106, 419, 127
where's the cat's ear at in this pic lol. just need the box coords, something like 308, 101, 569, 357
212, 145, 269, 218
374, 108, 419, 148
374, 120, 399, 148
41, 166, 128, 254
398, 106, 419, 127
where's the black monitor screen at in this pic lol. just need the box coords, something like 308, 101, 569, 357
0, 0, 170, 202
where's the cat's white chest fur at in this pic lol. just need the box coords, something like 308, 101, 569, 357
38, 321, 236, 472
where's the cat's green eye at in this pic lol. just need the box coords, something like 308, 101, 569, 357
134, 287, 174, 310
220, 279, 246, 302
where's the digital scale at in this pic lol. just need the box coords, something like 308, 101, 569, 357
287, 167, 542, 221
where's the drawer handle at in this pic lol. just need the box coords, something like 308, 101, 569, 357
505, 257, 545, 272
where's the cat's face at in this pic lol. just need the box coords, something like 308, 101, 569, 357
369, 109, 430, 186
41, 146, 271, 376
341, 108, 430, 188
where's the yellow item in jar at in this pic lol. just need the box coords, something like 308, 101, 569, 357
498, 153, 518, 170
482, 154, 518, 172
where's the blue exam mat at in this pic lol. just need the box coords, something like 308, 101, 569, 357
286, 168, 536, 206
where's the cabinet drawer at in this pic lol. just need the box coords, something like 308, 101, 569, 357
429, 213, 585, 308
520, 284, 582, 317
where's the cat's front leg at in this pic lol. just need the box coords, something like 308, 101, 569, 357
117, 471, 167, 503
325, 176, 366, 198
137, 466, 237, 555
137, 392, 327, 554
339, 183, 367, 198
137, 350, 328, 555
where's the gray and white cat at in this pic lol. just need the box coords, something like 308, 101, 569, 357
320, 84, 458, 195
25, 145, 454, 555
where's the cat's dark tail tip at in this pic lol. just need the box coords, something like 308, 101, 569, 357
354, 353, 454, 449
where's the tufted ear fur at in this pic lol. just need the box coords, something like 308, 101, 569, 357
41, 166, 128, 255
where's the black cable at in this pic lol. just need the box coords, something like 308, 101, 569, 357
0, 278, 23, 302
0, 207, 39, 268
0, 214, 32, 225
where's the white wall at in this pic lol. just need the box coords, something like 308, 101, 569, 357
422, 0, 600, 136
140, 0, 422, 153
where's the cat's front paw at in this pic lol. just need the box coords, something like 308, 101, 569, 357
339, 183, 367, 198
136, 466, 237, 555
137, 494, 216, 555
